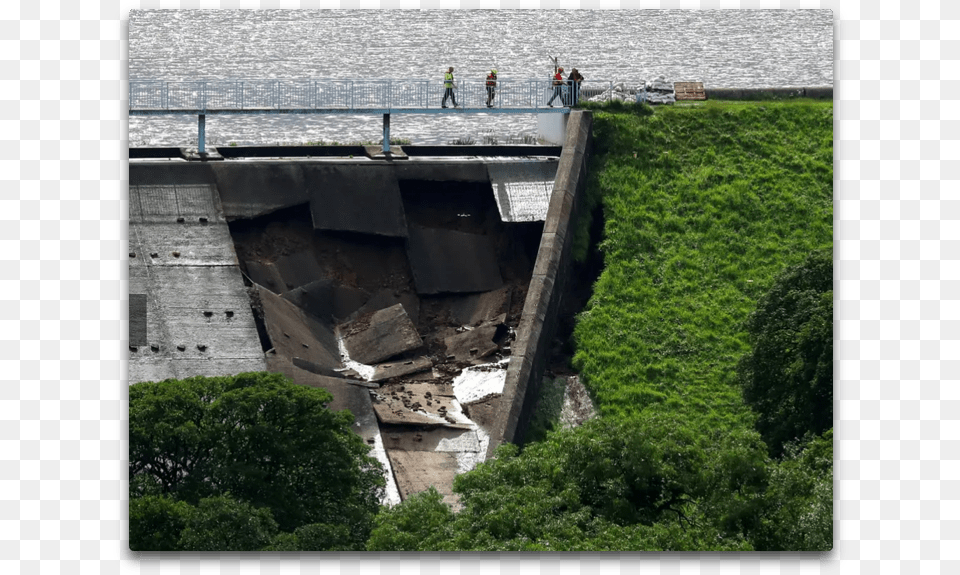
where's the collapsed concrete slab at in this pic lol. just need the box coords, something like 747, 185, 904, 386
381, 426, 481, 453
443, 324, 500, 363
461, 396, 500, 436
282, 279, 370, 322
266, 355, 374, 430
352, 288, 420, 329
257, 285, 342, 373
244, 260, 285, 293
305, 164, 408, 238
370, 382, 470, 430
448, 286, 512, 326
340, 303, 422, 365
289, 356, 347, 379
386, 450, 460, 506
406, 226, 504, 295
370, 357, 433, 383
273, 250, 325, 292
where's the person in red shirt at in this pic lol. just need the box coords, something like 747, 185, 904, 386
547, 66, 565, 107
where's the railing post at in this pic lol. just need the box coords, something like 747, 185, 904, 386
198, 114, 205, 155
382, 113, 390, 154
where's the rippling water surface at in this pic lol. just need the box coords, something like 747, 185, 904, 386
129, 9, 833, 146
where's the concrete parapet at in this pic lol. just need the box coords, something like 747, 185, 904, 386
705, 86, 833, 101
486, 110, 593, 458
537, 113, 570, 146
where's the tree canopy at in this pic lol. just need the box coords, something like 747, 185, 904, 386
369, 417, 767, 551
737, 248, 833, 458
128, 371, 385, 551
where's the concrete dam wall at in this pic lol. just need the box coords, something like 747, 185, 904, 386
128, 118, 593, 505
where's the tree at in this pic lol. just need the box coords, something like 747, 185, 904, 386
129, 495, 193, 551
366, 488, 455, 551
129, 372, 385, 551
177, 495, 279, 552
737, 248, 833, 458
751, 430, 833, 550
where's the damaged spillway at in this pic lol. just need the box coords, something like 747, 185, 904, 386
128, 113, 593, 510
227, 176, 543, 508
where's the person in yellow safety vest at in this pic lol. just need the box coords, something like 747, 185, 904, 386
485, 69, 498, 108
442, 66, 459, 108
547, 66, 565, 107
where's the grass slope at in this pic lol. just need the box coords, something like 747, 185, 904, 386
573, 100, 833, 431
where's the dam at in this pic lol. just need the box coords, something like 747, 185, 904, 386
128, 111, 593, 507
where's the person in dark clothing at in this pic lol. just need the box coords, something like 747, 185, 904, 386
442, 66, 458, 108
485, 69, 498, 108
567, 68, 584, 105
547, 67, 566, 107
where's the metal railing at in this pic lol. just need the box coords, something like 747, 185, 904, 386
129, 78, 614, 111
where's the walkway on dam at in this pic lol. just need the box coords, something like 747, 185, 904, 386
129, 78, 607, 153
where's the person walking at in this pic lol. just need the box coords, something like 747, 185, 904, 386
442, 66, 459, 108
485, 69, 498, 108
567, 68, 584, 105
547, 66, 565, 107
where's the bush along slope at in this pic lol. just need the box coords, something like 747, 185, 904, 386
368, 100, 833, 552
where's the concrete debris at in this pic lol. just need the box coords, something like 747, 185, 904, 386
291, 356, 344, 378
448, 286, 512, 327
371, 385, 471, 430
370, 357, 434, 383
257, 285, 343, 372
340, 303, 422, 365
273, 251, 325, 292
386, 450, 460, 508
381, 427, 480, 453
282, 279, 370, 322
351, 288, 420, 328
443, 323, 500, 363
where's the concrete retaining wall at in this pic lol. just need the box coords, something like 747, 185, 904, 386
705, 86, 833, 100
485, 110, 593, 458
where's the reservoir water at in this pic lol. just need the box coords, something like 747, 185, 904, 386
128, 9, 833, 147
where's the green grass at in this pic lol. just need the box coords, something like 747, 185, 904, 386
572, 100, 833, 432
